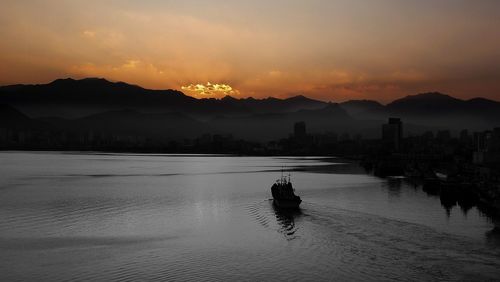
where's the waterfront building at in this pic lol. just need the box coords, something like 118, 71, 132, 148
382, 117, 403, 151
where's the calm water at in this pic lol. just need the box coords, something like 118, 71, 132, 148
1, 152, 499, 281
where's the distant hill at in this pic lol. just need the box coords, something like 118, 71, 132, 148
45, 110, 206, 139
2, 102, 380, 141
210, 103, 383, 141
0, 104, 44, 129
384, 92, 500, 130
386, 92, 465, 115
0, 78, 200, 118
339, 100, 385, 117
339, 92, 500, 132
0, 78, 327, 119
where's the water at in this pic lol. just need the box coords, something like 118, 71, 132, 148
0, 151, 499, 281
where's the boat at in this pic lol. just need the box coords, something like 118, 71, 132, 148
271, 171, 302, 209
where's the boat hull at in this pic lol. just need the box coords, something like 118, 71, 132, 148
273, 198, 301, 209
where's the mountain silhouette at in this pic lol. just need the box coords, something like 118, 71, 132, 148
0, 78, 197, 118
0, 78, 327, 118
387, 92, 464, 115
339, 100, 385, 117
239, 95, 327, 114
384, 92, 500, 130
1, 78, 499, 141
339, 92, 500, 131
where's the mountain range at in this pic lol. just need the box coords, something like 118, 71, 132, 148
1, 78, 499, 141
0, 78, 325, 119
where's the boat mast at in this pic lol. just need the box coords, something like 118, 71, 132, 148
281, 166, 283, 184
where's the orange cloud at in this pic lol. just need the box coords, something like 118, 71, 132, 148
182, 82, 240, 98
1, 1, 500, 102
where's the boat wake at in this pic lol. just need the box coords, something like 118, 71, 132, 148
246, 200, 301, 240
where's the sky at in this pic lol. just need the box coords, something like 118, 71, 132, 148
1, 0, 500, 102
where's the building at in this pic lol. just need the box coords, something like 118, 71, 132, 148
459, 129, 470, 144
473, 130, 500, 164
382, 117, 403, 151
436, 130, 451, 143
294, 121, 306, 139
491, 128, 500, 152
473, 131, 491, 153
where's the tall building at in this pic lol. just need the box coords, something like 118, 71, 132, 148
491, 128, 500, 152
459, 129, 470, 144
473, 130, 494, 164
473, 131, 491, 153
382, 118, 403, 151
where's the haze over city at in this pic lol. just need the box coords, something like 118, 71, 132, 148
1, 0, 500, 102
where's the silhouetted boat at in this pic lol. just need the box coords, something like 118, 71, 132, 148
271, 171, 302, 209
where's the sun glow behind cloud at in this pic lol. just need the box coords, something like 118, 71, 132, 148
182, 82, 240, 98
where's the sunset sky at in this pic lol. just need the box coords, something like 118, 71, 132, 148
1, 0, 499, 102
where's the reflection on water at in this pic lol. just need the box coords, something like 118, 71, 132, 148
1, 152, 500, 281
486, 227, 500, 245
271, 202, 302, 239
406, 176, 495, 222
386, 177, 403, 198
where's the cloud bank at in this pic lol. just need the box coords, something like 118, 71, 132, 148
1, 0, 499, 102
